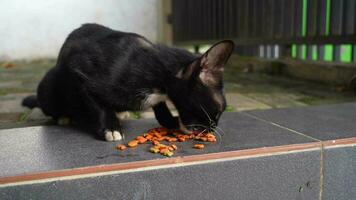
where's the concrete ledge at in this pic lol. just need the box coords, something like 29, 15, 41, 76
228, 55, 356, 87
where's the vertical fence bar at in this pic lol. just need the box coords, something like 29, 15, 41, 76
248, 0, 255, 38
259, 45, 265, 58
274, 0, 283, 38
237, 0, 244, 38
255, 1, 263, 39
294, 0, 303, 38
227, 0, 234, 38
344, 0, 356, 35
353, 45, 356, 63
330, 0, 344, 35
317, 0, 327, 36
307, 45, 313, 59
334, 45, 342, 62
283, 0, 293, 38
307, 0, 318, 37
243, 0, 249, 38
318, 45, 325, 61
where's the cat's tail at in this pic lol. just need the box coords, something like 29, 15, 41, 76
22, 95, 38, 109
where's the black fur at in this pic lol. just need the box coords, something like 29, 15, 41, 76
22, 23, 234, 140
22, 95, 38, 109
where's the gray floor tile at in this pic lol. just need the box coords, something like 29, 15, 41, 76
323, 146, 356, 200
0, 112, 314, 177
248, 103, 356, 141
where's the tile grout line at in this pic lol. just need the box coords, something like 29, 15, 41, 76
319, 142, 325, 200
242, 112, 329, 199
241, 112, 322, 142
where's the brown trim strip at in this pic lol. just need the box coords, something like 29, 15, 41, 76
323, 137, 356, 147
0, 142, 321, 185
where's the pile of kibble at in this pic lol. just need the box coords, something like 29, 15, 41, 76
116, 127, 217, 157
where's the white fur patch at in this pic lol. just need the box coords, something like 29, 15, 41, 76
105, 130, 123, 141
116, 111, 130, 120
142, 89, 167, 109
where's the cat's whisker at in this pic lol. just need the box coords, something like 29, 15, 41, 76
200, 105, 213, 124
210, 127, 223, 146
214, 126, 226, 136
198, 129, 207, 135
185, 124, 209, 130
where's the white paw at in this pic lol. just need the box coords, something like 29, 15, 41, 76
116, 111, 130, 120
105, 130, 123, 141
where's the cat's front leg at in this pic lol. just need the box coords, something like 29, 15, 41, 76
153, 102, 179, 129
73, 93, 123, 141
101, 110, 123, 141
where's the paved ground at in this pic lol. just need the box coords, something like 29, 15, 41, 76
0, 59, 355, 128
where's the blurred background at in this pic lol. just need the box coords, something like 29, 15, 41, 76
0, 0, 355, 128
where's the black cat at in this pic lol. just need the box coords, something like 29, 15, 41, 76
22, 23, 234, 141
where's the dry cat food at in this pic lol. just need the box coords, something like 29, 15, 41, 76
116, 127, 217, 157
116, 144, 126, 150
193, 144, 205, 149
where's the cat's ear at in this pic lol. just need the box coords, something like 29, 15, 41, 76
176, 59, 201, 80
176, 40, 234, 83
199, 40, 234, 86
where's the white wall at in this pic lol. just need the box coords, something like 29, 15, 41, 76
0, 0, 159, 60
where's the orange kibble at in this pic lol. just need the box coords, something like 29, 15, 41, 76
159, 148, 168, 154
168, 146, 174, 151
205, 133, 215, 138
137, 137, 147, 144
194, 144, 205, 149
116, 144, 126, 150
200, 137, 208, 142
136, 136, 144, 140
178, 137, 186, 142
159, 131, 168, 136
168, 138, 177, 142
152, 140, 160, 145
145, 134, 153, 140
159, 146, 168, 150
154, 132, 162, 138
171, 144, 178, 150
157, 127, 168, 132
207, 137, 217, 142
128, 140, 138, 147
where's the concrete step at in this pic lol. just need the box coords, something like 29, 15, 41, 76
0, 103, 356, 199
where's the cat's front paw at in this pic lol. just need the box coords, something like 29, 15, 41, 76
104, 130, 123, 141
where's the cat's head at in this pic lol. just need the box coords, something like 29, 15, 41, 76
171, 40, 234, 133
